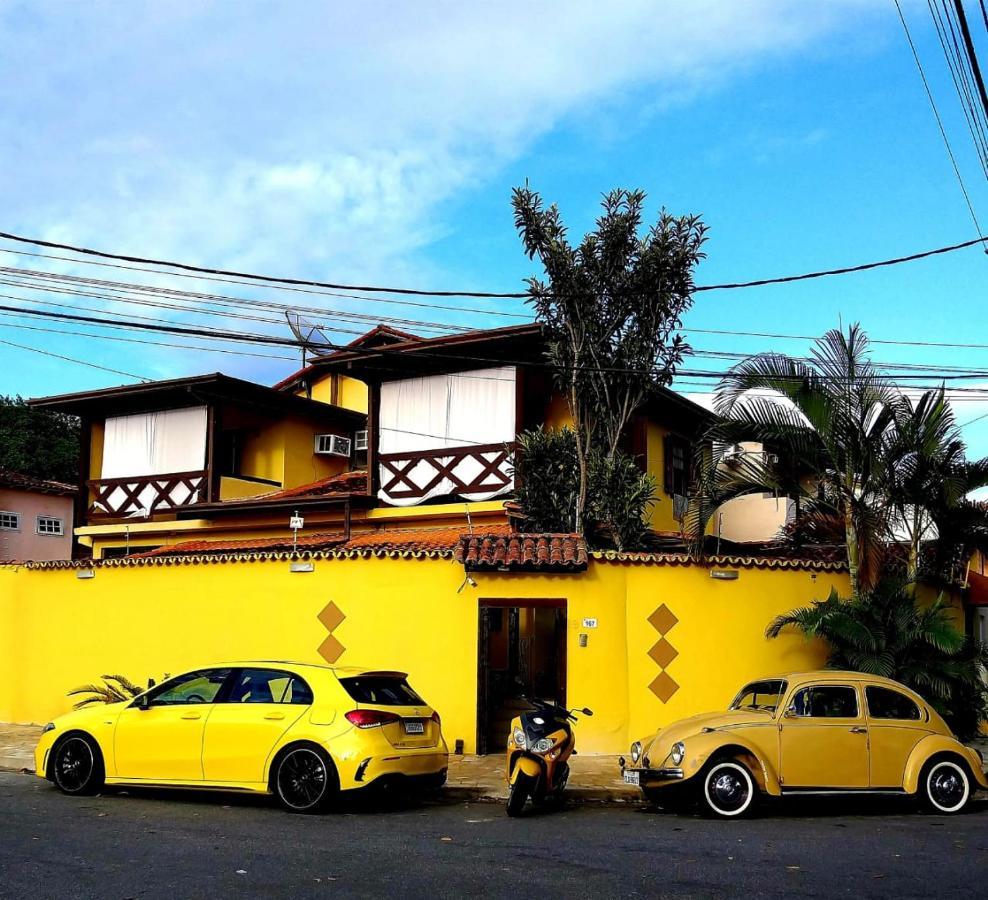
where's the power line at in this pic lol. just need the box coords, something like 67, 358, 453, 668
894, 0, 988, 246
0, 227, 985, 306
952, 0, 988, 122
0, 335, 149, 381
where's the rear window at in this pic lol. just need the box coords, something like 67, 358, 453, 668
339, 675, 424, 706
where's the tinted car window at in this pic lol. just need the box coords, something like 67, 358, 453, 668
339, 675, 424, 706
148, 669, 231, 706
228, 669, 313, 705
790, 685, 858, 718
731, 679, 788, 713
866, 686, 921, 721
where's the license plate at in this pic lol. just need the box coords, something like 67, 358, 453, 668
623, 770, 640, 786
404, 720, 425, 734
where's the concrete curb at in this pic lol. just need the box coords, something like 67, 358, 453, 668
444, 785, 640, 805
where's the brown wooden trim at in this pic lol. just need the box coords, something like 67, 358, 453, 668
87, 470, 208, 518
378, 443, 514, 500
205, 404, 217, 502
74, 416, 92, 557
367, 380, 381, 497
514, 365, 524, 437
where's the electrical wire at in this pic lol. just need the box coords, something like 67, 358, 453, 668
894, 0, 988, 247
0, 335, 150, 381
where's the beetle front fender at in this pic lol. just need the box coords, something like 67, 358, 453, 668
680, 732, 782, 796
903, 735, 988, 793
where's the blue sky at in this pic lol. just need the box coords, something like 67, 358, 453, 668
1, 1, 987, 459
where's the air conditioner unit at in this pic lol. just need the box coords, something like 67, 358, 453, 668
314, 433, 352, 457
723, 444, 745, 463
354, 429, 369, 452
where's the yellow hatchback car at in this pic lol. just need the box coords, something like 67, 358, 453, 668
35, 662, 449, 812
621, 670, 988, 818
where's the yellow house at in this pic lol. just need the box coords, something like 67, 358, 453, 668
9, 322, 868, 753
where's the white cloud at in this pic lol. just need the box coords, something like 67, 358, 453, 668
0, 0, 888, 380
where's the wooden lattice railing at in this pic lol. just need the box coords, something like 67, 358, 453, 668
87, 470, 208, 518
378, 442, 513, 502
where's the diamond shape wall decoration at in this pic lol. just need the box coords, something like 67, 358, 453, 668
316, 600, 346, 664
646, 603, 680, 703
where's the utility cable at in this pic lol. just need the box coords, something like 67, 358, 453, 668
0, 335, 150, 381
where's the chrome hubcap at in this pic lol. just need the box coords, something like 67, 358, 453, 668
709, 768, 749, 812
278, 750, 327, 809
56, 738, 93, 792
930, 765, 965, 810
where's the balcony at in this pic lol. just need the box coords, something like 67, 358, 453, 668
378, 442, 514, 504
87, 470, 208, 519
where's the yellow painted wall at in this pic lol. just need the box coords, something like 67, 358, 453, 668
644, 421, 679, 532
298, 372, 369, 414
239, 424, 286, 485
237, 415, 348, 490
218, 477, 280, 501
0, 557, 853, 754
544, 394, 574, 429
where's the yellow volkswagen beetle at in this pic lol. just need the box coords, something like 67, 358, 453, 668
621, 671, 987, 818
35, 662, 449, 812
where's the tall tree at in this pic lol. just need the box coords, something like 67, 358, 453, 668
512, 186, 706, 532
0, 395, 80, 483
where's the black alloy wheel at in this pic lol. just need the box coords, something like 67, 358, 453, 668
275, 747, 335, 813
52, 734, 104, 795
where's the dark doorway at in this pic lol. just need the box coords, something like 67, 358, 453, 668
477, 599, 566, 755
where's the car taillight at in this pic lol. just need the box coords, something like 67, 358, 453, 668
431, 711, 441, 727
345, 709, 400, 728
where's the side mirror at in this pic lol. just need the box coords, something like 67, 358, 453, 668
582, 708, 594, 717
135, 694, 151, 711
783, 706, 796, 719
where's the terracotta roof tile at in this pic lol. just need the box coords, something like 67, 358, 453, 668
0, 469, 76, 496
456, 532, 588, 572
134, 531, 347, 557
346, 524, 511, 553
245, 470, 367, 502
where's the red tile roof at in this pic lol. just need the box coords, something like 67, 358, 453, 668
134, 532, 347, 557
0, 469, 76, 496
245, 470, 367, 502
456, 533, 588, 572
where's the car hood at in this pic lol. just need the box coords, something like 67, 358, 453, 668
51, 700, 129, 729
641, 709, 772, 766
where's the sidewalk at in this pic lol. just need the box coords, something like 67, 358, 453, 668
0, 724, 40, 773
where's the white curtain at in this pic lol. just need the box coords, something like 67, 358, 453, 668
378, 367, 516, 505
101, 407, 208, 478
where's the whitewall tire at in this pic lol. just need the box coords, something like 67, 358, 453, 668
702, 761, 756, 818
922, 760, 970, 815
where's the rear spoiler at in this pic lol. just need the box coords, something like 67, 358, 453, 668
337, 670, 409, 680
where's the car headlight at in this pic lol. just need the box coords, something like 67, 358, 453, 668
630, 741, 642, 764
532, 737, 554, 754
512, 728, 527, 749
42, 722, 55, 734
670, 741, 685, 766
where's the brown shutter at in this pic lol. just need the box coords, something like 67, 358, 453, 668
663, 434, 675, 495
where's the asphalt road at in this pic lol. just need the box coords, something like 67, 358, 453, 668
1, 773, 987, 899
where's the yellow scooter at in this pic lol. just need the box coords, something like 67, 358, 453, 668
505, 698, 592, 816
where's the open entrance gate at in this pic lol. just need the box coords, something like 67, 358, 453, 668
476, 599, 566, 755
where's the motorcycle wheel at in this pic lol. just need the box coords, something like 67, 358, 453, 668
506, 772, 536, 817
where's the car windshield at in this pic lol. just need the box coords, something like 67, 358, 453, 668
730, 679, 788, 713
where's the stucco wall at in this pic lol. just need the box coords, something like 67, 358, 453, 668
0, 556, 851, 753
0, 489, 74, 561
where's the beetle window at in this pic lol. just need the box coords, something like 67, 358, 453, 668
866, 686, 921, 721
789, 685, 858, 718
730, 679, 788, 713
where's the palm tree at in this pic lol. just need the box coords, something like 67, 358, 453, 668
67, 674, 145, 710
767, 581, 988, 739
703, 325, 903, 596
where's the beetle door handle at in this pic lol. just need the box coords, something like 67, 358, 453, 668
850, 726, 867, 734
180, 712, 201, 720
263, 712, 286, 721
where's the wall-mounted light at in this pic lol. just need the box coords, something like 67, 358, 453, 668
76, 569, 95, 580
290, 561, 314, 573
710, 569, 739, 581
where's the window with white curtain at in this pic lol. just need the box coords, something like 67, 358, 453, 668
100, 407, 208, 478
377, 366, 516, 505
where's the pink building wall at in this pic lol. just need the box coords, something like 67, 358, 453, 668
0, 488, 74, 561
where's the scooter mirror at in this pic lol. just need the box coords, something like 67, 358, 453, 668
582, 708, 594, 716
